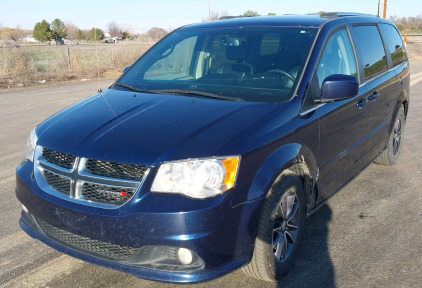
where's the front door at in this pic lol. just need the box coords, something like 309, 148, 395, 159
315, 28, 368, 202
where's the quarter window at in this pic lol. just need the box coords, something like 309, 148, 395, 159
380, 24, 406, 66
352, 25, 387, 80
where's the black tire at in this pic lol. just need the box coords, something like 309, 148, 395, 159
375, 106, 405, 166
242, 171, 306, 282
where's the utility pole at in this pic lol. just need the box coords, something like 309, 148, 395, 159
378, 0, 388, 18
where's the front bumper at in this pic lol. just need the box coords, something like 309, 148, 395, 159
16, 160, 262, 283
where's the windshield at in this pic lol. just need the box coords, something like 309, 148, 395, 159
115, 26, 317, 102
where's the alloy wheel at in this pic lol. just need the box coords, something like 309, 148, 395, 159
392, 118, 402, 155
272, 191, 300, 262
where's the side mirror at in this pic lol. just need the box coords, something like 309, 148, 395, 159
122, 65, 131, 73
320, 74, 359, 102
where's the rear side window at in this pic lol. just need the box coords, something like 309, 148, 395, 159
352, 25, 387, 80
380, 24, 406, 66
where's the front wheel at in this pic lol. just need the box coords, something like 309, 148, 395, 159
375, 106, 405, 166
242, 171, 306, 282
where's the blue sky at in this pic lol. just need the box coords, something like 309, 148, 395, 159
0, 0, 420, 32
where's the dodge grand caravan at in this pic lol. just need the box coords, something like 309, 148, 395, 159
16, 13, 410, 283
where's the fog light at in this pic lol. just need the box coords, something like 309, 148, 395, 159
22, 204, 28, 213
133, 246, 204, 271
177, 248, 193, 265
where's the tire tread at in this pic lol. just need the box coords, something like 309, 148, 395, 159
242, 170, 305, 282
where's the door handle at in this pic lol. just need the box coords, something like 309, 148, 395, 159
369, 92, 379, 101
356, 98, 368, 109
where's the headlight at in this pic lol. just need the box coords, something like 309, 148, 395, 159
25, 128, 38, 162
151, 156, 240, 199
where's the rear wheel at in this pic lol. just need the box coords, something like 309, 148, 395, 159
375, 106, 405, 166
242, 171, 306, 282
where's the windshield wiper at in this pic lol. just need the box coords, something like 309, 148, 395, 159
113, 83, 148, 93
150, 89, 244, 101
113, 85, 244, 101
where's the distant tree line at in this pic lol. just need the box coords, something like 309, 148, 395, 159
27, 18, 170, 43
1, 10, 277, 45
0, 25, 31, 42
389, 15, 422, 33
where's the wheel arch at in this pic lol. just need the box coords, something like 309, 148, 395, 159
241, 143, 318, 214
387, 89, 408, 135
399, 73, 410, 119
402, 97, 409, 120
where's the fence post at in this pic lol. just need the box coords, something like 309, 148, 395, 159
112, 46, 115, 68
67, 45, 72, 72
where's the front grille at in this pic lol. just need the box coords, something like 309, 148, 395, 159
36, 147, 149, 208
85, 159, 147, 180
82, 183, 137, 205
42, 148, 76, 169
38, 220, 138, 260
43, 170, 71, 195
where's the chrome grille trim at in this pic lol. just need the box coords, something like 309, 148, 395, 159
42, 170, 71, 195
85, 159, 147, 180
42, 148, 76, 169
81, 182, 138, 205
34, 146, 150, 209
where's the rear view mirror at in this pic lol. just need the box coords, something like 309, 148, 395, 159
221, 37, 240, 47
321, 74, 359, 102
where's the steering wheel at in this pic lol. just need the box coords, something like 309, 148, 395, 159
265, 69, 295, 83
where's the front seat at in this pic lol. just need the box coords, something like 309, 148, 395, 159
216, 45, 253, 80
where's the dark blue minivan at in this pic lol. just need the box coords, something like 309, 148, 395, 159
16, 13, 410, 283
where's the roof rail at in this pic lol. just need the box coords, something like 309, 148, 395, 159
218, 16, 240, 20
320, 12, 377, 18
218, 15, 258, 20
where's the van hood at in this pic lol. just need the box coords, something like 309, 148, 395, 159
36, 89, 275, 166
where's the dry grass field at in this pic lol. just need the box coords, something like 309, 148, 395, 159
0, 42, 154, 88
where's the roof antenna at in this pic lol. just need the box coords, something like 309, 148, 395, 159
93, 2, 103, 94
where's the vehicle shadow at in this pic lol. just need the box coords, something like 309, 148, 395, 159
276, 204, 335, 288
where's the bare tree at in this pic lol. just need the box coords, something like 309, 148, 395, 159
65, 22, 79, 40
108, 21, 122, 37
202, 10, 228, 22
120, 24, 133, 34
243, 10, 260, 16
400, 17, 408, 26
389, 15, 398, 23
388, 14, 422, 32
82, 29, 90, 40
11, 24, 25, 42
146, 27, 168, 40
407, 16, 422, 29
